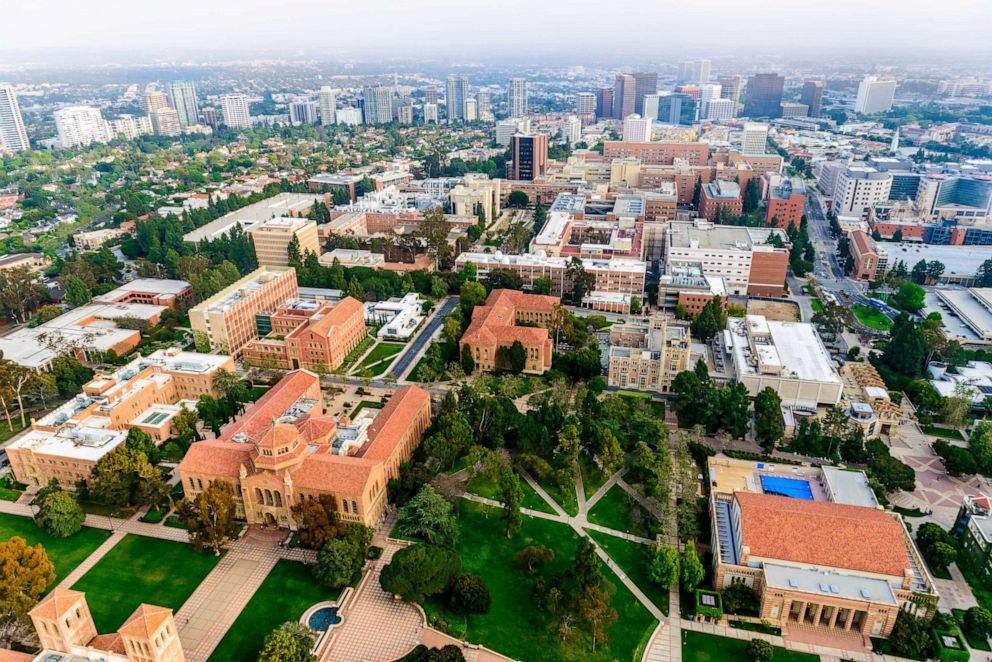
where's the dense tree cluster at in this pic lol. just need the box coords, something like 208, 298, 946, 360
671, 361, 750, 439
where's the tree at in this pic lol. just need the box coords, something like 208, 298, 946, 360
507, 191, 529, 208
514, 545, 554, 574
498, 468, 523, 538
887, 611, 934, 660
125, 427, 159, 463
0, 537, 55, 644
460, 344, 475, 376
420, 207, 452, 269
459, 280, 487, 316
89, 446, 167, 507
976, 259, 992, 288
882, 314, 927, 377
178, 480, 239, 554
565, 257, 596, 305
690, 296, 724, 342
532, 276, 552, 295
745, 638, 774, 662
312, 537, 364, 589
212, 369, 249, 415
257, 621, 316, 662
447, 573, 491, 615
577, 581, 617, 653
396, 485, 459, 546
63, 275, 92, 308
291, 495, 341, 550
504, 340, 527, 374
754, 387, 784, 451
910, 259, 928, 285
928, 541, 957, 572
971, 421, 992, 474
892, 282, 925, 312
379, 544, 461, 604
34, 490, 85, 538
484, 269, 525, 292
649, 545, 680, 589
681, 543, 705, 594
964, 606, 992, 642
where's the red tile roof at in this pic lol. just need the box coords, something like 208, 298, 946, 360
461, 289, 556, 348
118, 604, 173, 639
89, 633, 126, 655
179, 439, 251, 479
220, 370, 319, 442
360, 385, 431, 462
29, 587, 84, 620
306, 297, 364, 338
735, 492, 910, 577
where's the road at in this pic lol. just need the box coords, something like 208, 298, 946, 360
390, 296, 459, 379
804, 189, 865, 298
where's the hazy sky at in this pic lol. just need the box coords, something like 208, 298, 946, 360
5, 0, 992, 60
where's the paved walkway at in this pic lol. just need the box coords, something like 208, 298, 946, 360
58, 530, 126, 588
0, 500, 190, 542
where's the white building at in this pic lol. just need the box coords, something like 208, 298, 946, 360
642, 94, 661, 121
446, 75, 468, 121
150, 107, 181, 136
465, 98, 478, 122
832, 166, 893, 216
365, 293, 426, 341
166, 81, 199, 127
699, 83, 723, 119
496, 118, 529, 146
54, 106, 109, 148
508, 77, 528, 118
337, 107, 362, 126
220, 94, 251, 129
705, 98, 735, 121
742, 122, 769, 154
623, 114, 653, 142
561, 116, 582, 146
362, 85, 393, 124
289, 100, 318, 125
575, 92, 597, 122
0, 83, 30, 152
422, 103, 438, 124
855, 76, 897, 115
318, 86, 337, 125
107, 114, 152, 140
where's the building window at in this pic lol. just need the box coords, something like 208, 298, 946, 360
255, 488, 264, 504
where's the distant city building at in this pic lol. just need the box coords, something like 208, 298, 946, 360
465, 98, 478, 121
642, 93, 661, 120
596, 87, 614, 119
780, 102, 809, 118
0, 83, 30, 152
318, 86, 337, 125
248, 216, 320, 267
396, 103, 413, 125
337, 107, 362, 126
476, 88, 492, 117
742, 122, 769, 154
508, 133, 548, 181
142, 89, 169, 113
561, 116, 582, 146
717, 74, 744, 114
150, 107, 181, 136
855, 75, 897, 114
508, 77, 528, 117
704, 98, 734, 120
658, 93, 699, 125
575, 92, 596, 123
424, 86, 439, 105
800, 79, 825, 117
54, 106, 109, 148
677, 59, 711, 84
446, 75, 468, 122
495, 118, 530, 147
422, 103, 438, 124
614, 72, 658, 119
744, 73, 785, 118
220, 94, 251, 129
622, 114, 653, 142
833, 166, 893, 216
289, 100, 318, 125
698, 83, 722, 119
362, 85, 393, 124
201, 107, 219, 128
166, 80, 199, 127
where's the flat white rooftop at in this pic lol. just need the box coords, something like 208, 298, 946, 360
729, 315, 840, 385
183, 193, 322, 243
456, 251, 647, 275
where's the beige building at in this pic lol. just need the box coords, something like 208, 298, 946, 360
839, 362, 902, 438
189, 267, 299, 356
75, 227, 128, 250
449, 174, 501, 219
607, 315, 691, 393
0, 252, 50, 272
29, 588, 185, 662
248, 216, 321, 267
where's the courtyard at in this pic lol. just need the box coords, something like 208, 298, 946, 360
0, 512, 111, 587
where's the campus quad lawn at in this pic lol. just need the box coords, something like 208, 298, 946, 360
465, 472, 556, 515
587, 484, 635, 532
853, 304, 893, 331
682, 630, 819, 662
531, 471, 579, 516
208, 560, 339, 662
357, 342, 404, 371
0, 513, 111, 588
586, 529, 668, 615
580, 457, 609, 500
72, 534, 219, 633
425, 501, 656, 662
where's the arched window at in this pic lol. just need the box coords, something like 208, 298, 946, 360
342, 500, 349, 513
255, 488, 264, 504
351, 500, 358, 514
274, 492, 283, 507
189, 477, 195, 489
265, 489, 273, 506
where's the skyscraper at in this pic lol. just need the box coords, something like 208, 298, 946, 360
575, 92, 596, 123
446, 75, 468, 122
743, 73, 785, 118
220, 94, 251, 129
799, 80, 824, 118
289, 100, 318, 125
642, 94, 661, 120
142, 89, 169, 113
678, 59, 711, 84
657, 94, 698, 126
166, 81, 199, 127
561, 116, 582, 146
466, 98, 478, 122
596, 88, 614, 120
318, 86, 337, 125
613, 72, 658, 119
423, 103, 438, 124
854, 76, 897, 114
54, 106, 110, 148
622, 115, 652, 142
717, 75, 743, 114
476, 89, 492, 118
362, 85, 393, 124
0, 84, 30, 152
698, 84, 722, 119
150, 107, 181, 136
508, 77, 528, 118
424, 87, 439, 105
742, 122, 770, 154
508, 134, 548, 181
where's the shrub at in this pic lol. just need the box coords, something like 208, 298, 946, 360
447, 573, 491, 615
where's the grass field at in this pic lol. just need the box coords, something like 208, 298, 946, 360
586, 529, 668, 614
465, 471, 557, 515
811, 298, 825, 314
532, 472, 578, 516
580, 457, 609, 500
681, 630, 819, 662
924, 426, 965, 440
424, 501, 656, 662
0, 512, 111, 588
72, 534, 219, 632
853, 304, 893, 331
208, 560, 339, 662
587, 484, 634, 532
350, 400, 383, 416
356, 342, 404, 371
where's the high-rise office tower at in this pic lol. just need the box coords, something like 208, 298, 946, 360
799, 80, 824, 118
596, 88, 614, 119
476, 89, 492, 117
575, 92, 596, 123
561, 116, 582, 146
423, 103, 438, 124
424, 86, 439, 105
678, 60, 711, 84
717, 75, 743, 114
318, 86, 337, 125
289, 100, 318, 125
698, 84, 722, 119
854, 76, 897, 114
142, 89, 169, 113
54, 106, 110, 148
220, 94, 251, 129
362, 85, 393, 124
0, 84, 30, 152
743, 73, 785, 118
642, 94, 661, 120
150, 107, 181, 136
742, 122, 770, 154
166, 81, 199, 127
396, 103, 413, 125
446, 75, 468, 121
622, 115, 653, 142
658, 94, 698, 125
508, 77, 528, 118
508, 133, 548, 181
613, 72, 658, 119
704, 98, 734, 120
465, 98, 478, 122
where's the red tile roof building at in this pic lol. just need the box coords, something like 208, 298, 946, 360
178, 371, 431, 528
459, 289, 556, 374
848, 229, 881, 281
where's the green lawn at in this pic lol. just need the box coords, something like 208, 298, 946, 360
853, 304, 893, 331
0, 417, 27, 444
0, 485, 22, 501
682, 630, 819, 662
811, 298, 825, 314
208, 560, 339, 662
356, 342, 404, 371
588, 484, 636, 532
71, 534, 219, 632
0, 513, 111, 588
465, 472, 557, 515
580, 457, 609, 500
532, 472, 579, 517
350, 400, 382, 416
425, 501, 656, 662
586, 529, 668, 614
924, 426, 965, 441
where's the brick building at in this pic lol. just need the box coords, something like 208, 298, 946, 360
848, 229, 881, 281
459, 289, 556, 374
765, 175, 807, 229
603, 141, 710, 166
699, 180, 743, 220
